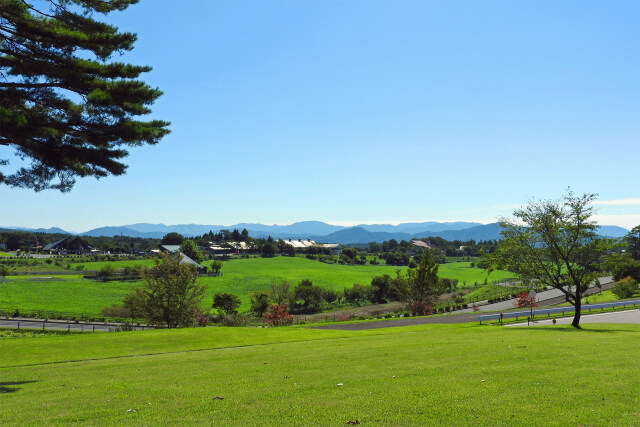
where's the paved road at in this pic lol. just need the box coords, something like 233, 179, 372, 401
462, 276, 614, 313
0, 318, 151, 332
316, 277, 618, 331
507, 309, 640, 326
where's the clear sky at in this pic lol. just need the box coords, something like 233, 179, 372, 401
1, 0, 639, 232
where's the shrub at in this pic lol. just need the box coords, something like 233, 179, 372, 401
322, 288, 340, 304
219, 313, 249, 327
343, 283, 371, 306
195, 311, 209, 327
611, 277, 638, 300
513, 291, 537, 308
98, 264, 116, 281
101, 304, 133, 318
264, 304, 293, 327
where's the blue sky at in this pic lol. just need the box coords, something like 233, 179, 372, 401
1, 0, 639, 231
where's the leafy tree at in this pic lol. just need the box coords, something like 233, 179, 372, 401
125, 253, 206, 328
161, 232, 184, 245
440, 278, 458, 293
284, 244, 295, 257
604, 255, 640, 281
370, 274, 393, 303
322, 288, 340, 304
249, 292, 271, 316
625, 225, 640, 260
0, 0, 169, 191
261, 241, 277, 258
397, 250, 444, 315
179, 239, 203, 263
484, 190, 613, 328
0, 264, 9, 280
212, 293, 241, 315
270, 280, 291, 305
343, 283, 371, 306
293, 279, 323, 313
512, 291, 537, 309
210, 260, 223, 274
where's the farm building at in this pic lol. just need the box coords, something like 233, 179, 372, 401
411, 240, 438, 250
282, 238, 341, 254
43, 236, 94, 255
155, 245, 206, 271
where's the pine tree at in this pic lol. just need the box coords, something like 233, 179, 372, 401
0, 0, 169, 191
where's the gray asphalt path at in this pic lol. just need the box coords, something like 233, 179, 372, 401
464, 276, 614, 313
507, 309, 640, 326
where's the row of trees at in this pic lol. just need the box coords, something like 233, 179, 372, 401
0, 230, 160, 253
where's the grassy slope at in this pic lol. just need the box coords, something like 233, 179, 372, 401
0, 258, 514, 314
1, 323, 639, 425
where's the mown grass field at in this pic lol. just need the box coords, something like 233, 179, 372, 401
0, 258, 515, 314
1, 322, 639, 425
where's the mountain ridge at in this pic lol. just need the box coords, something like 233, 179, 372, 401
1, 221, 630, 243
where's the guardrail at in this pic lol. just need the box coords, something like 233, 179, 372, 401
479, 299, 640, 324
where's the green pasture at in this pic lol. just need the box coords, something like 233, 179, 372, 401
0, 278, 134, 315
1, 323, 639, 425
0, 258, 514, 314
0, 257, 155, 272
202, 258, 514, 309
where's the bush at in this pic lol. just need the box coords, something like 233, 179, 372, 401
343, 283, 371, 306
101, 304, 133, 318
219, 313, 249, 327
264, 304, 293, 327
98, 264, 116, 281
611, 278, 638, 300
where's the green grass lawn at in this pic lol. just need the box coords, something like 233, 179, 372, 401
0, 258, 514, 315
1, 323, 638, 425
0, 278, 135, 315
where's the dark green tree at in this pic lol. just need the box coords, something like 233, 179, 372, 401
179, 239, 204, 264
625, 225, 640, 260
397, 250, 444, 315
483, 190, 613, 328
161, 232, 184, 245
249, 292, 270, 316
212, 293, 241, 315
293, 279, 323, 313
0, 0, 169, 191
370, 274, 393, 303
125, 253, 206, 328
261, 241, 277, 258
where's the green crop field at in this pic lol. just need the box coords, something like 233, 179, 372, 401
202, 258, 514, 304
1, 322, 638, 425
0, 258, 514, 315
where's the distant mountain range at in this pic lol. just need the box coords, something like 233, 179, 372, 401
1, 221, 631, 244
